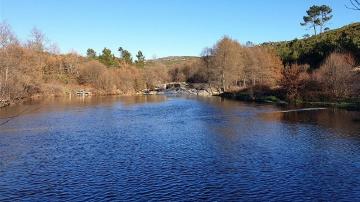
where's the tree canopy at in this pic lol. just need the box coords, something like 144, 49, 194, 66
135, 50, 145, 68
301, 5, 332, 35
118, 47, 133, 65
86, 48, 97, 59
99, 48, 117, 67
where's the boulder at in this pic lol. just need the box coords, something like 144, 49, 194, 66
197, 90, 211, 96
0, 99, 10, 108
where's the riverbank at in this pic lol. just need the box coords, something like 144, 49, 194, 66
219, 92, 288, 105
2, 82, 359, 111
219, 91, 360, 111
0, 100, 10, 108
0, 84, 138, 109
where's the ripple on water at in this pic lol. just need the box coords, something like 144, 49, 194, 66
0, 96, 359, 201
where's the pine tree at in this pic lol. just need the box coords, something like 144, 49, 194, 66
86, 48, 97, 59
99, 48, 116, 67
301, 5, 332, 35
118, 47, 133, 65
135, 50, 145, 68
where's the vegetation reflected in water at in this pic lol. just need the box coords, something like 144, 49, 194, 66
0, 96, 359, 201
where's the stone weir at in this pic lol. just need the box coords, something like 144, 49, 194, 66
141, 82, 222, 96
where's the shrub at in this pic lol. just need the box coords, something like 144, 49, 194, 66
279, 64, 310, 101
78, 60, 106, 85
316, 53, 356, 99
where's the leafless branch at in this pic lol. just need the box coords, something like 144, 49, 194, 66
346, 0, 360, 10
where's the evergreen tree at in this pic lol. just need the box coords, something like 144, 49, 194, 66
118, 47, 133, 64
99, 48, 116, 67
301, 5, 332, 35
318, 5, 332, 33
86, 48, 97, 59
135, 50, 145, 68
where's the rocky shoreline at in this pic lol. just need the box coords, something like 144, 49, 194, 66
2, 82, 358, 111
0, 83, 218, 109
0, 100, 10, 108
141, 82, 222, 96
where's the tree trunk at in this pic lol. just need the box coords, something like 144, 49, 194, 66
221, 71, 225, 92
5, 66, 8, 82
5, 66, 9, 99
0, 80, 2, 98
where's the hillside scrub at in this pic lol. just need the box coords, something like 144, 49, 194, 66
267, 23, 360, 68
1, 21, 359, 108
277, 53, 359, 103
0, 23, 171, 105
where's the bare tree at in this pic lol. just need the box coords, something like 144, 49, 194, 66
280, 64, 310, 100
212, 36, 244, 91
250, 46, 282, 87
197, 37, 282, 93
0, 22, 18, 100
317, 53, 356, 99
27, 27, 47, 52
48, 42, 60, 54
347, 0, 360, 10
200, 47, 213, 88
244, 47, 261, 87
0, 21, 18, 48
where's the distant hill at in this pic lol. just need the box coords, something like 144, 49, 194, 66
145, 56, 199, 68
264, 22, 360, 68
145, 23, 360, 70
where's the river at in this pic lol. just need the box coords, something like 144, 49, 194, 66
0, 96, 359, 201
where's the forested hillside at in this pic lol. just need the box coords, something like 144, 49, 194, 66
266, 23, 360, 68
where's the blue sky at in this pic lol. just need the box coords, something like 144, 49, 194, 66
0, 0, 359, 58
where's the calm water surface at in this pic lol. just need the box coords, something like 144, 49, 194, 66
0, 96, 359, 201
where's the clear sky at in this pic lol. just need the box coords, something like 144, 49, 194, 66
0, 0, 359, 58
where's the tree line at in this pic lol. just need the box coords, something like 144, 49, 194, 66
0, 22, 172, 103
86, 47, 145, 68
0, 2, 359, 106
183, 4, 359, 103
179, 37, 283, 92
169, 34, 359, 103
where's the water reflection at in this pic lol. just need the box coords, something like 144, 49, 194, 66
261, 108, 360, 137
0, 96, 359, 201
119, 95, 167, 106
0, 95, 167, 119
